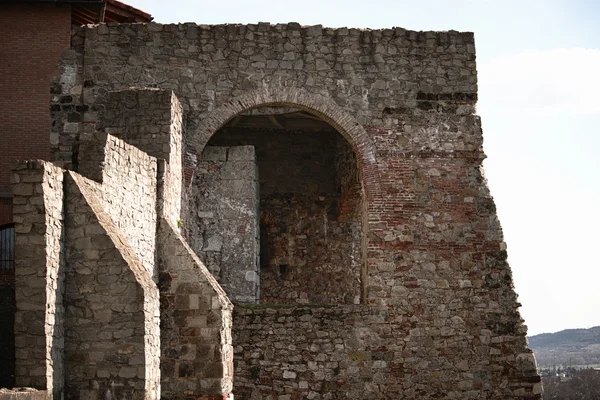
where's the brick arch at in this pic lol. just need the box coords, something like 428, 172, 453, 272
189, 87, 381, 200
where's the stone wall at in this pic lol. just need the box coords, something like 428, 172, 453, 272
11, 78, 238, 399
72, 89, 183, 221
234, 305, 541, 399
80, 133, 159, 279
157, 218, 233, 399
47, 21, 541, 398
189, 146, 259, 304
101, 135, 157, 277
11, 161, 65, 398
334, 134, 367, 303
95, 89, 184, 226
78, 132, 158, 279
64, 172, 160, 400
52, 23, 477, 160
49, 42, 84, 170
334, 134, 363, 223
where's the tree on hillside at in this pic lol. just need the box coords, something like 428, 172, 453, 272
543, 369, 600, 400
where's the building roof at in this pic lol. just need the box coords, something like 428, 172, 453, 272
103, 0, 152, 23
9, 0, 152, 24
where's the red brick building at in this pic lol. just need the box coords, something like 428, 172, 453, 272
0, 0, 152, 226
0, 0, 151, 388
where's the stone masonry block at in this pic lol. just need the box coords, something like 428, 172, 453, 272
201, 146, 227, 162
219, 161, 257, 181
227, 146, 255, 161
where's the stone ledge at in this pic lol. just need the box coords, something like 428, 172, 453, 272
0, 389, 50, 400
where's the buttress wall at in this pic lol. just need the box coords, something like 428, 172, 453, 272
64, 171, 160, 400
12, 161, 65, 397
79, 132, 158, 279
11, 88, 234, 399
158, 218, 234, 399
94, 89, 184, 226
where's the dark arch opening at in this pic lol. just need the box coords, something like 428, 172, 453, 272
186, 107, 366, 305
188, 87, 381, 203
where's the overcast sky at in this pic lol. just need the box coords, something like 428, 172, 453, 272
125, 0, 600, 336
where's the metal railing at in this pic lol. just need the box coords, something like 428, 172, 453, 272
0, 224, 15, 271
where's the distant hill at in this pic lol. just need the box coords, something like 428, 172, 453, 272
529, 326, 600, 368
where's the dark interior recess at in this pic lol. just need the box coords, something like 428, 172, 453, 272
208, 110, 364, 304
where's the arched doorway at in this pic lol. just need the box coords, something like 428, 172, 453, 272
184, 88, 380, 305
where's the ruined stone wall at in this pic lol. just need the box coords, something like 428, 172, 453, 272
49, 22, 540, 398
49, 43, 84, 170
52, 23, 477, 158
64, 172, 160, 400
190, 146, 259, 304
61, 90, 231, 399
77, 132, 158, 278
12, 161, 65, 397
103, 136, 157, 277
95, 89, 184, 226
157, 218, 233, 399
11, 137, 163, 399
207, 129, 363, 305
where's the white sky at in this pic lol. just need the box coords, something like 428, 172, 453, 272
126, 0, 600, 335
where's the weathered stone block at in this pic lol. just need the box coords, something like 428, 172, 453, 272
227, 146, 255, 161
201, 146, 227, 162
158, 219, 233, 398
